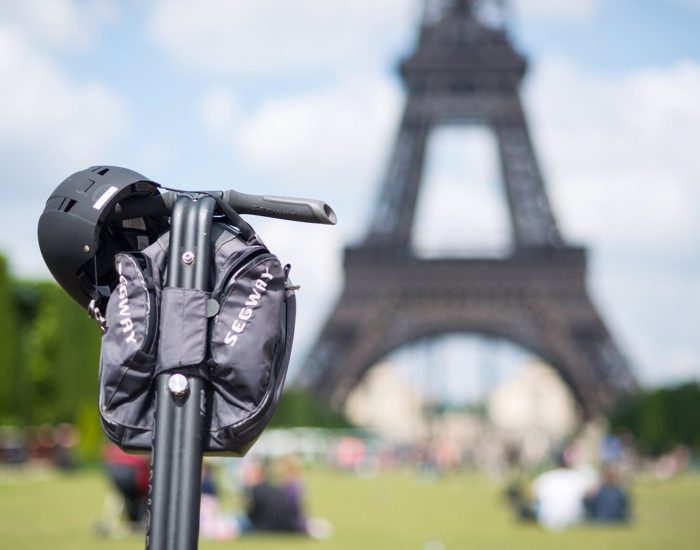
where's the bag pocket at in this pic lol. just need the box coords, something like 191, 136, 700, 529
208, 254, 291, 437
214, 284, 296, 455
98, 252, 158, 447
155, 287, 209, 374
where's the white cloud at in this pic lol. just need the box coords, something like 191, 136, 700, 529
151, 0, 606, 78
148, 0, 415, 75
526, 57, 700, 256
198, 75, 402, 241
0, 25, 128, 276
235, 77, 399, 183
512, 0, 602, 20
523, 57, 700, 382
197, 88, 239, 138
0, 0, 118, 51
413, 176, 511, 255
131, 138, 175, 177
0, 26, 128, 186
413, 125, 511, 254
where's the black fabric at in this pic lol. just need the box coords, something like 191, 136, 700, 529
210, 256, 285, 416
97, 222, 295, 455
246, 482, 301, 532
98, 252, 159, 449
155, 288, 209, 374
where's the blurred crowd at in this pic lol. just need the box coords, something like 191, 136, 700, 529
2, 421, 696, 537
504, 447, 630, 530
0, 423, 79, 470
98, 444, 333, 540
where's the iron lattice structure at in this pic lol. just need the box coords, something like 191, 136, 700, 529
301, 0, 637, 417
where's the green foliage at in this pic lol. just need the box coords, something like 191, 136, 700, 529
23, 282, 62, 423
75, 403, 104, 463
0, 256, 20, 423
610, 382, 700, 455
0, 266, 104, 459
269, 388, 353, 429
22, 282, 101, 425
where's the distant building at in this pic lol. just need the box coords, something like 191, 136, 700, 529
344, 363, 428, 443
345, 359, 580, 465
488, 361, 579, 444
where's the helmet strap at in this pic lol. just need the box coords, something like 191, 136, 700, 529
85, 255, 110, 332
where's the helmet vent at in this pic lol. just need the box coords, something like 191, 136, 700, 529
62, 199, 77, 213
96, 167, 110, 176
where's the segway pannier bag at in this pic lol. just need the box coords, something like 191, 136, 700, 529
98, 224, 295, 455
98, 249, 162, 449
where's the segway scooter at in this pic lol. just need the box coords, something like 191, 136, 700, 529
38, 166, 336, 549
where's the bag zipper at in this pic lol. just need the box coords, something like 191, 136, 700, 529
212, 246, 269, 300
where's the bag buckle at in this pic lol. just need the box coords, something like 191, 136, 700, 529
88, 299, 107, 333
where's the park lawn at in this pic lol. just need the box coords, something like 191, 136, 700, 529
0, 466, 699, 549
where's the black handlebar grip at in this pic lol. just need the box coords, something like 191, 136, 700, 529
222, 190, 337, 225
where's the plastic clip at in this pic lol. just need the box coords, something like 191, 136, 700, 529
88, 299, 107, 333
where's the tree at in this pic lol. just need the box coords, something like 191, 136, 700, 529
22, 281, 102, 457
0, 255, 20, 423
610, 382, 700, 455
269, 388, 353, 429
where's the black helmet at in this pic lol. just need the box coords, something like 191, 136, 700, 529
38, 166, 169, 309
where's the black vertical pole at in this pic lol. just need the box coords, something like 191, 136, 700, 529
147, 195, 215, 550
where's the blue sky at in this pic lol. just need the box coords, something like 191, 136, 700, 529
1, 0, 699, 396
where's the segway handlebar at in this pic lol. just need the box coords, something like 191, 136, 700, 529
221, 189, 336, 225
108, 189, 337, 225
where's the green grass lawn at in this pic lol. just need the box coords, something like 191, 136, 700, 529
1, 466, 699, 549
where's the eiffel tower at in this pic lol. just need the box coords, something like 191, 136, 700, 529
300, 0, 637, 417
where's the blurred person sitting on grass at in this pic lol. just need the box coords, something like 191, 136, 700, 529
199, 457, 332, 541
585, 465, 630, 523
531, 450, 595, 531
102, 442, 150, 529
243, 457, 332, 539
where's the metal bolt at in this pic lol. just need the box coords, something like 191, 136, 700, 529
182, 251, 195, 265
83, 245, 91, 253
168, 373, 189, 397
